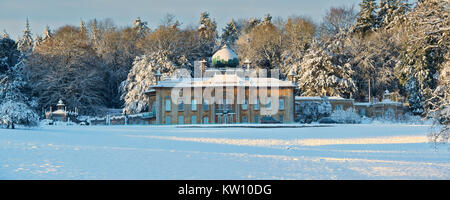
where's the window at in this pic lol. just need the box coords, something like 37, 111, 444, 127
241, 99, 248, 110
254, 99, 260, 110
360, 108, 366, 117
335, 105, 343, 111
191, 99, 197, 111
165, 116, 171, 124
203, 117, 209, 124
279, 115, 284, 123
191, 116, 197, 124
242, 116, 248, 123
165, 99, 171, 112
203, 100, 209, 111
279, 98, 285, 110
151, 101, 156, 113
254, 115, 259, 123
178, 115, 184, 124
178, 101, 184, 111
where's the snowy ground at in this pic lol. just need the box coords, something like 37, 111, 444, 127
0, 124, 449, 180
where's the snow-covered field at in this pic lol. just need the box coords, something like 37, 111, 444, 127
0, 124, 449, 180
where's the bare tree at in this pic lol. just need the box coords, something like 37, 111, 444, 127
319, 5, 356, 40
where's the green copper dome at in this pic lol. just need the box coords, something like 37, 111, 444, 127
212, 45, 239, 68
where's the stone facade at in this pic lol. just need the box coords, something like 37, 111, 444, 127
145, 74, 296, 125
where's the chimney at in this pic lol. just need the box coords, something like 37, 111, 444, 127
244, 58, 251, 70
288, 69, 296, 83
200, 59, 207, 76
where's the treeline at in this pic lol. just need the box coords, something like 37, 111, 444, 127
0, 0, 448, 137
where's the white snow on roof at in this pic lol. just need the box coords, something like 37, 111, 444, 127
354, 102, 371, 106
52, 109, 66, 114
295, 96, 354, 101
150, 73, 295, 89
295, 96, 322, 101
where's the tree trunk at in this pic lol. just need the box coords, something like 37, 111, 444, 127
11, 122, 14, 129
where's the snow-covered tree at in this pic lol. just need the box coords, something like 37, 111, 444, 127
296, 99, 331, 123
42, 26, 52, 41
281, 16, 316, 77
376, 0, 410, 30
26, 25, 108, 115
330, 108, 361, 124
0, 41, 38, 128
427, 59, 449, 145
405, 76, 425, 115
220, 19, 239, 47
1, 30, 9, 39
236, 15, 283, 70
319, 5, 356, 39
396, 0, 449, 115
352, 0, 377, 35
294, 45, 356, 98
17, 18, 33, 54
0, 101, 39, 129
121, 50, 176, 114
244, 17, 261, 34
197, 12, 218, 58
133, 17, 150, 38
0, 37, 20, 73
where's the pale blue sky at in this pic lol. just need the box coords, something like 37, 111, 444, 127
1, 0, 363, 39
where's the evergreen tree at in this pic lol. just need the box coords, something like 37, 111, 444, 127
0, 38, 38, 128
0, 37, 20, 73
197, 12, 218, 58
353, 0, 377, 35
405, 76, 424, 115
133, 17, 150, 38
121, 51, 176, 114
245, 17, 260, 34
220, 19, 239, 47
294, 45, 356, 98
1, 30, 9, 39
376, 0, 410, 30
42, 26, 52, 41
17, 18, 34, 54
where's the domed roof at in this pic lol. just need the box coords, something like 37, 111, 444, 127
212, 44, 239, 68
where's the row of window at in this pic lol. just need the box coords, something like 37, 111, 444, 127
164, 114, 285, 124
165, 115, 208, 125
162, 98, 286, 112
